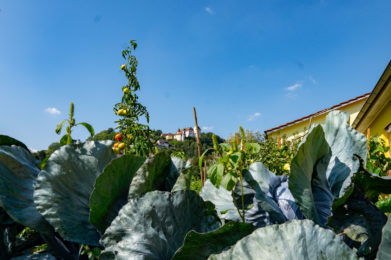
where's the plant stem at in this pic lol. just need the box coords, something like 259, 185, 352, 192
239, 170, 245, 222
231, 190, 245, 223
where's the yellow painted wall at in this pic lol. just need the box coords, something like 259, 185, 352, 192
268, 98, 367, 143
368, 100, 391, 156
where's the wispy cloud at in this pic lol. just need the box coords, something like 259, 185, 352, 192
248, 112, 261, 121
202, 126, 214, 131
45, 107, 61, 115
285, 82, 302, 91
309, 76, 318, 85
205, 7, 215, 15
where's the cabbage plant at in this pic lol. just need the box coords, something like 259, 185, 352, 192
2, 110, 391, 259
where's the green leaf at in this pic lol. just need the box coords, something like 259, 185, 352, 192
207, 163, 224, 188
171, 172, 191, 192
221, 173, 236, 191
245, 143, 261, 154
55, 119, 67, 135
209, 220, 359, 260
172, 221, 255, 260
78, 122, 95, 137
199, 148, 213, 173
219, 143, 231, 153
34, 141, 115, 246
127, 152, 173, 199
322, 111, 367, 199
352, 155, 391, 201
100, 190, 220, 259
327, 186, 386, 259
200, 180, 241, 222
89, 154, 146, 234
288, 125, 332, 226
0, 135, 29, 151
377, 214, 391, 260
0, 145, 53, 234
59, 134, 68, 146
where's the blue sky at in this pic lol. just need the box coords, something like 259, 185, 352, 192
0, 0, 390, 150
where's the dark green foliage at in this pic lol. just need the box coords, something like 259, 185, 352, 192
173, 221, 255, 260
168, 132, 224, 158
328, 186, 387, 259
0, 135, 29, 151
89, 154, 146, 234
87, 128, 117, 141
367, 136, 391, 176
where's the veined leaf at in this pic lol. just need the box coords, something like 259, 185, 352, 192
0, 145, 52, 234
173, 221, 255, 260
55, 119, 67, 135
34, 141, 115, 246
89, 154, 146, 234
127, 152, 173, 199
289, 125, 332, 226
77, 122, 95, 137
200, 180, 241, 222
100, 190, 220, 259
322, 111, 367, 199
208, 220, 359, 260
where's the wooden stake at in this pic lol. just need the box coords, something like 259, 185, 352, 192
193, 107, 203, 186
367, 128, 371, 150
277, 136, 281, 149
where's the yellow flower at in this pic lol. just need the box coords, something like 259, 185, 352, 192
283, 163, 290, 171
121, 64, 126, 70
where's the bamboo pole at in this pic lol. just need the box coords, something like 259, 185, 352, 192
367, 128, 371, 150
277, 136, 281, 149
193, 107, 203, 186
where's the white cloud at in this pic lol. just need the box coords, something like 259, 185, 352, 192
45, 107, 61, 115
202, 126, 214, 131
205, 7, 215, 15
285, 82, 302, 91
248, 112, 261, 121
309, 76, 318, 84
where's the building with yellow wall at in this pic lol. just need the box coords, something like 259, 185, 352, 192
352, 61, 391, 157
264, 93, 370, 144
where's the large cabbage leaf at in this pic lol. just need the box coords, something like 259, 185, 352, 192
208, 219, 359, 260
327, 186, 387, 259
200, 180, 241, 222
172, 221, 255, 260
242, 163, 302, 225
0, 135, 29, 151
89, 154, 146, 234
200, 161, 301, 226
377, 215, 391, 260
100, 190, 220, 259
127, 152, 173, 199
0, 145, 53, 234
34, 141, 115, 246
288, 125, 332, 226
322, 111, 367, 200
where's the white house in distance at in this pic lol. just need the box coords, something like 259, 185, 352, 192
161, 127, 201, 142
